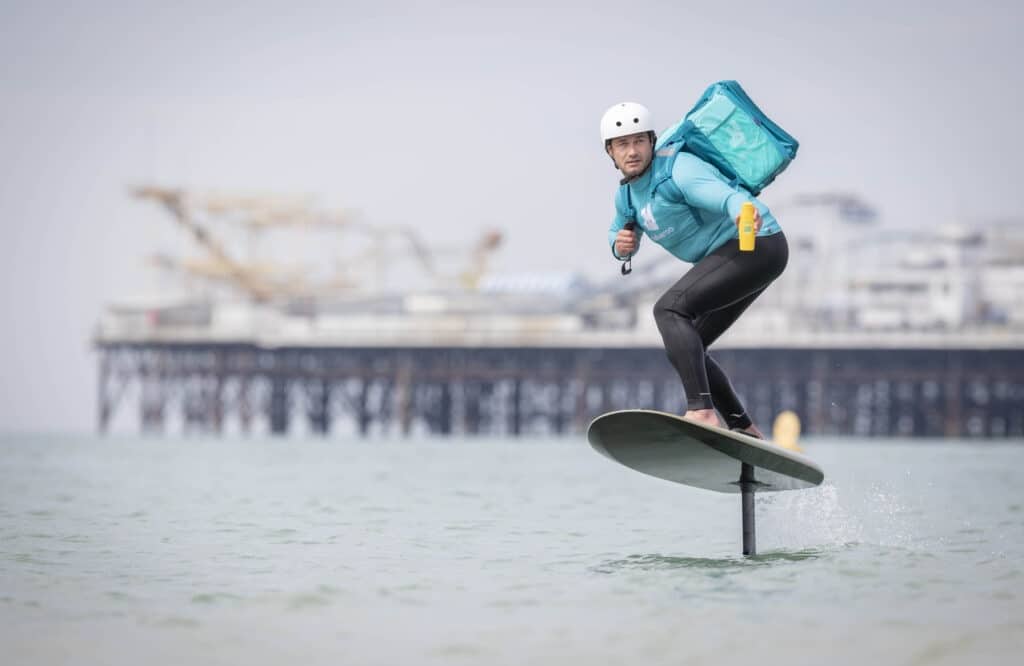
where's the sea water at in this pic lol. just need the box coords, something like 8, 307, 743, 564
2, 434, 1022, 665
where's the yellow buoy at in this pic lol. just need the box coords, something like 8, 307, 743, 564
772, 410, 803, 452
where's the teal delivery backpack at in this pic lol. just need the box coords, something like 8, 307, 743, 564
655, 81, 799, 196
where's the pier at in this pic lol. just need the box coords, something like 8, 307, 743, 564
96, 339, 1024, 438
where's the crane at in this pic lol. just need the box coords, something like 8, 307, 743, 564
134, 186, 504, 299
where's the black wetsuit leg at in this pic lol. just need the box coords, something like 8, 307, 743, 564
652, 232, 789, 426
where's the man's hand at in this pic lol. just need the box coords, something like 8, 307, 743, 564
615, 228, 637, 257
735, 208, 763, 232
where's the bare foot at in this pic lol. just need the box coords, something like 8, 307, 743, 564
736, 424, 766, 439
683, 408, 722, 428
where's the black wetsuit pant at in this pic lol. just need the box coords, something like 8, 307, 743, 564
653, 232, 789, 429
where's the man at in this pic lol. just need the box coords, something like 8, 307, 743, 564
602, 102, 789, 438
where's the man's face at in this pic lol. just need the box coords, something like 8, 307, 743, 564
607, 132, 653, 178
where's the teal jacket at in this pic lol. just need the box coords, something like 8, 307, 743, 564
608, 152, 781, 264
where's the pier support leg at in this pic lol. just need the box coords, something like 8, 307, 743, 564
511, 379, 522, 436
98, 352, 111, 434
269, 378, 290, 435
740, 463, 756, 557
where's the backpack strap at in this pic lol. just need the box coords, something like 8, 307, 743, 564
615, 183, 637, 275
651, 140, 688, 205
615, 180, 636, 221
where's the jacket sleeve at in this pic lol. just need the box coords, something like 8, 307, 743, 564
671, 152, 772, 222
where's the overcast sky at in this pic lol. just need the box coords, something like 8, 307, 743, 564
1, 0, 1021, 433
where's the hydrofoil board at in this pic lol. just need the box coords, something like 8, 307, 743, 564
587, 409, 824, 493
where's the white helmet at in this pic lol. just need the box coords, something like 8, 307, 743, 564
600, 102, 654, 141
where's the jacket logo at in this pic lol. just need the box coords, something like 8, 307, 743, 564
640, 203, 659, 230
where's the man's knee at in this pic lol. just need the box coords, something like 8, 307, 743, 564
652, 300, 670, 330
653, 294, 692, 328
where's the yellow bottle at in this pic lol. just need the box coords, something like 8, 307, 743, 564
739, 202, 756, 252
